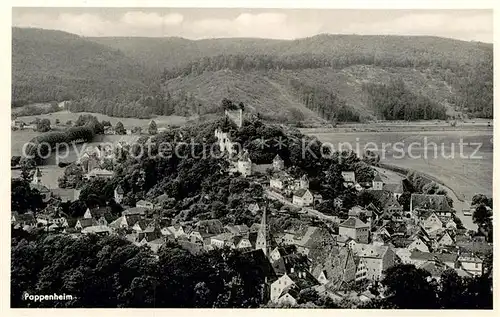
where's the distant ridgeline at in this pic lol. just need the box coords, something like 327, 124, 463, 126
12, 28, 493, 121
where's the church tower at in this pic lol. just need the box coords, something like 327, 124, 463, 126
255, 205, 272, 256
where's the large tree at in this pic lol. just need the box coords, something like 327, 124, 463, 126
382, 264, 439, 309
11, 179, 45, 213
148, 120, 158, 135
115, 121, 126, 135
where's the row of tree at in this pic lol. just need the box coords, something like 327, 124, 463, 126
23, 115, 105, 164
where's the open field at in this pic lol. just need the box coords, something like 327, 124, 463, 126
11, 131, 147, 189
14, 111, 190, 130
301, 118, 492, 133
305, 129, 493, 201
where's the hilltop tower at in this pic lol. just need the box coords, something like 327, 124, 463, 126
255, 205, 272, 257
223, 101, 244, 129
32, 168, 42, 185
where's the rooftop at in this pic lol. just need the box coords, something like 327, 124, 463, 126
339, 217, 369, 229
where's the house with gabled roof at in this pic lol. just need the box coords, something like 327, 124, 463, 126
109, 213, 142, 230
406, 227, 432, 253
81, 225, 112, 235
372, 174, 384, 190
354, 256, 368, 282
350, 243, 397, 281
410, 250, 458, 269
166, 224, 185, 239
84, 207, 114, 226
417, 210, 444, 233
269, 245, 297, 264
299, 174, 309, 189
367, 190, 403, 214
137, 225, 163, 244
292, 188, 314, 207
75, 218, 99, 231
434, 230, 455, 248
132, 219, 151, 233
270, 270, 319, 304
311, 246, 356, 290
12, 212, 37, 227
273, 253, 311, 277
224, 224, 249, 236
338, 217, 370, 244
269, 171, 289, 190
195, 219, 224, 235
418, 260, 449, 281
458, 253, 484, 276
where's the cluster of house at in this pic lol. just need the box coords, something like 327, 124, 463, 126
268, 155, 323, 208
13, 168, 491, 307
12, 110, 491, 307
27, 168, 81, 204
262, 168, 491, 305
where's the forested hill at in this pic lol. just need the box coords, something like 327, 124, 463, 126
12, 28, 493, 122
90, 34, 494, 122
12, 27, 159, 114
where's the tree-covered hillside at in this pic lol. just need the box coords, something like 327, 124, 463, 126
12, 28, 493, 121
12, 28, 157, 108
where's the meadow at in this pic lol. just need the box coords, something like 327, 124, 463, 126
11, 111, 190, 189
305, 129, 493, 201
14, 111, 189, 130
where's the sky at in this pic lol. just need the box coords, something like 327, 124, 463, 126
11, 8, 493, 42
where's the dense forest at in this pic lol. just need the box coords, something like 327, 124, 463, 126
287, 78, 360, 122
362, 79, 447, 120
11, 229, 493, 308
13, 28, 493, 121
12, 28, 155, 109
11, 231, 270, 308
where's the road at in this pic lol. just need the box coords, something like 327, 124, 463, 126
264, 188, 339, 222
262, 170, 477, 231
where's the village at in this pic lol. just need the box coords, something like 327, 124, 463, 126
11, 108, 493, 307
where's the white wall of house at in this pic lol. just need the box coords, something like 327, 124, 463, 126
270, 178, 284, 190
270, 274, 295, 303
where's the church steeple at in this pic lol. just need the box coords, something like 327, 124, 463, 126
255, 204, 271, 256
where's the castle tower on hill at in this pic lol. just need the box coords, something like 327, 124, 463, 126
225, 108, 243, 129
